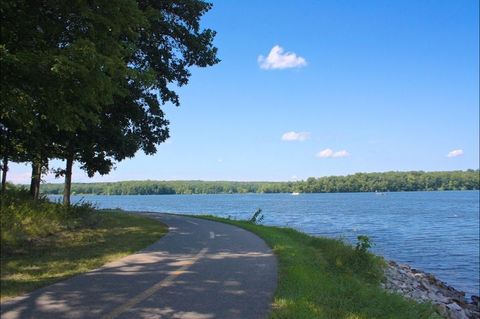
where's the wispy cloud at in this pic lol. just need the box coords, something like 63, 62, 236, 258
447, 149, 464, 158
317, 148, 334, 158
258, 45, 307, 70
332, 150, 350, 158
316, 148, 350, 158
281, 131, 310, 142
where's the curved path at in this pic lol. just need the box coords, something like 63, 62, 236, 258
1, 213, 277, 319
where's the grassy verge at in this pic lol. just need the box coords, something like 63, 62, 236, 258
195, 215, 440, 319
1, 210, 167, 301
1, 189, 168, 301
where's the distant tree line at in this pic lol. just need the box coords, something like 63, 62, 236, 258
295, 170, 479, 193
40, 170, 479, 195
1, 1, 218, 205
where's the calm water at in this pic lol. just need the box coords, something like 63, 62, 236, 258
53, 191, 479, 297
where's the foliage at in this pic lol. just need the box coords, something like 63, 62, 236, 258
38, 169, 480, 195
296, 170, 479, 193
356, 235, 374, 254
248, 208, 264, 224
196, 215, 438, 318
1, 209, 168, 300
0, 0, 219, 204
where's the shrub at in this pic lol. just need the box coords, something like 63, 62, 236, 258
355, 235, 374, 253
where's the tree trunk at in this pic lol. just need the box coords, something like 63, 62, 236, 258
63, 156, 73, 206
29, 159, 44, 200
1, 156, 8, 194
33, 163, 41, 200
30, 162, 39, 199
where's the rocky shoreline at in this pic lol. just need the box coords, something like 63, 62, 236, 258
381, 261, 479, 319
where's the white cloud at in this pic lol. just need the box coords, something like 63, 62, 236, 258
447, 149, 464, 158
258, 45, 307, 70
332, 150, 350, 158
316, 148, 350, 158
317, 148, 334, 158
281, 131, 310, 142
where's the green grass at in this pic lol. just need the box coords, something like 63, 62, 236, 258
1, 210, 168, 301
195, 215, 440, 319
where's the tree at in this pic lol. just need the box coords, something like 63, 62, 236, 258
58, 0, 219, 205
1, 0, 219, 205
1, 0, 126, 198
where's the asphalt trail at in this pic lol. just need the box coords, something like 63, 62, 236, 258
1, 213, 277, 319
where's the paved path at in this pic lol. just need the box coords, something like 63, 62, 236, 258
1, 213, 277, 319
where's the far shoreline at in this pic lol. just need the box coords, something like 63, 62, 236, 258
42, 189, 480, 196
10, 169, 477, 196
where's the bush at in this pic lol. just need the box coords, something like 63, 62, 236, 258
1, 188, 98, 254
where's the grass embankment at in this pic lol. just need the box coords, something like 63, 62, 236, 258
197, 215, 440, 319
0, 189, 168, 301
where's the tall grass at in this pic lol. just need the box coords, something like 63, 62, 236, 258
1, 188, 98, 254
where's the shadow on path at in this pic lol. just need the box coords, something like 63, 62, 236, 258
1, 213, 277, 319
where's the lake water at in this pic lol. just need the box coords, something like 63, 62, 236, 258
53, 191, 480, 297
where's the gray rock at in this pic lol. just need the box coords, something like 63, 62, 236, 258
445, 303, 469, 319
382, 261, 478, 319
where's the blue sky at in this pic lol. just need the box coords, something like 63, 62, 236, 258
9, 0, 480, 183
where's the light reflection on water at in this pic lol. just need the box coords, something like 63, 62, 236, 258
51, 190, 479, 296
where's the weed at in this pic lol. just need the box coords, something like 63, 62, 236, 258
248, 208, 264, 224
356, 235, 374, 253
